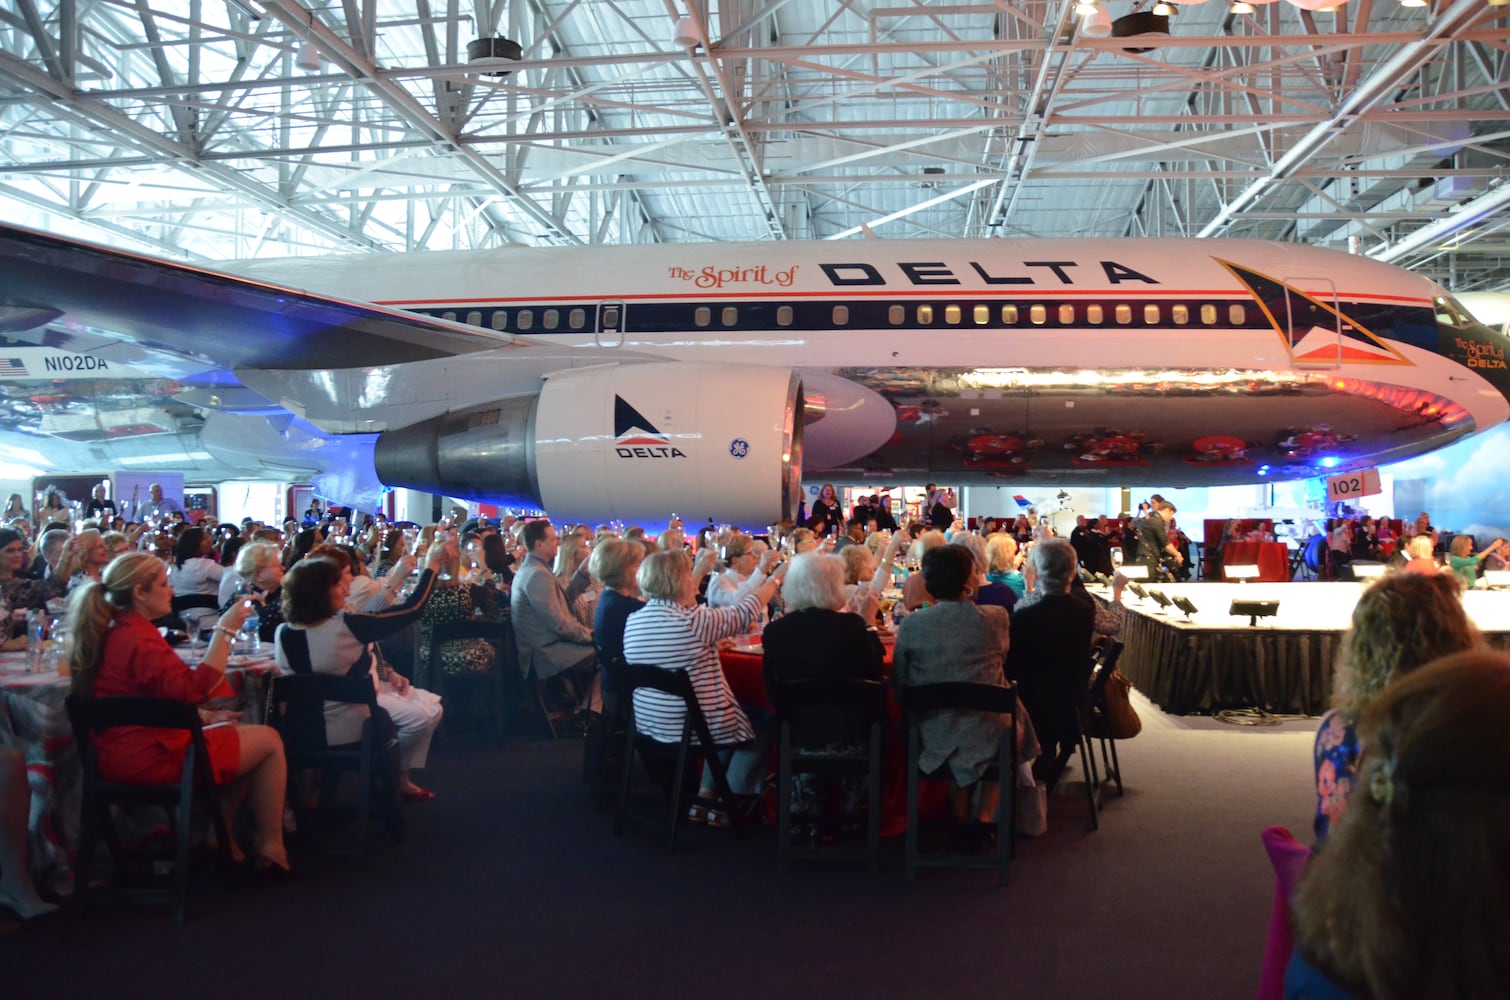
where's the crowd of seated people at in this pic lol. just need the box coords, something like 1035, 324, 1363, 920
21, 476, 1510, 932
0, 489, 541, 918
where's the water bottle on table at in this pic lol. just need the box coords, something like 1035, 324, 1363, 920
26, 610, 46, 673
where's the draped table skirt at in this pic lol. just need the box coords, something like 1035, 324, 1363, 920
0, 652, 275, 893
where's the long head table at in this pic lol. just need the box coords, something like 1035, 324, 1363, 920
1096, 582, 1510, 715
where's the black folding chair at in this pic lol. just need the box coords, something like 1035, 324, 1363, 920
424, 618, 515, 746
772, 677, 887, 873
900, 681, 1017, 885
267, 672, 395, 866
612, 663, 749, 854
65, 695, 238, 922
584, 653, 631, 809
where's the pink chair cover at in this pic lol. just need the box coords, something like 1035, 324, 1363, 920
1257, 825, 1311, 1000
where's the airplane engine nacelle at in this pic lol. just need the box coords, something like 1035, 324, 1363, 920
374, 363, 803, 526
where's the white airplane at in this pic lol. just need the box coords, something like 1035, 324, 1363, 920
2, 222, 1508, 524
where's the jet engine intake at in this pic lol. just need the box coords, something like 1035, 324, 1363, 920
374, 362, 803, 526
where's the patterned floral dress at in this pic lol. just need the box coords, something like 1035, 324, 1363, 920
1312, 708, 1359, 843
417, 583, 499, 680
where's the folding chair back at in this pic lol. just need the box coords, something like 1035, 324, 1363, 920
267, 672, 390, 862
612, 663, 747, 853
772, 677, 887, 872
426, 617, 514, 745
64, 694, 236, 921
899, 681, 1017, 885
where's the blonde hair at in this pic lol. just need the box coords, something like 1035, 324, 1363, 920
554, 533, 589, 586
637, 549, 691, 601
1407, 535, 1435, 560
907, 529, 947, 565
68, 552, 165, 696
57, 529, 103, 581
1335, 573, 1477, 722
101, 531, 129, 559
589, 538, 642, 590
840, 544, 872, 585
986, 532, 1018, 573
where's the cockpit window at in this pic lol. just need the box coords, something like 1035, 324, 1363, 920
1435, 295, 1472, 327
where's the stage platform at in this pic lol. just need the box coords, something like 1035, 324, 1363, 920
1091, 582, 1510, 716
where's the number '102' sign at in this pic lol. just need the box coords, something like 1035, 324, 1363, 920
1326, 468, 1382, 503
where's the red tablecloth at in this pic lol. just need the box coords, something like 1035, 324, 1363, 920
718, 634, 946, 836
1221, 541, 1292, 582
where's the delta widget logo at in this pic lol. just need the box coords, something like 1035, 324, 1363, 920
614, 396, 687, 459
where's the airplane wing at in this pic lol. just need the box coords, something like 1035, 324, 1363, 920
0, 222, 516, 372
0, 223, 658, 510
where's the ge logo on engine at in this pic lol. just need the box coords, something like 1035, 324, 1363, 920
729, 438, 750, 459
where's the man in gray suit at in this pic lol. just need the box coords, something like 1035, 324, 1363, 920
510, 520, 597, 696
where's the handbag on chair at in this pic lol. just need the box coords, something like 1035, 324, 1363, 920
1092, 668, 1142, 740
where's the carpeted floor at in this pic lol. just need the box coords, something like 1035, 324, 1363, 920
3, 693, 1319, 1000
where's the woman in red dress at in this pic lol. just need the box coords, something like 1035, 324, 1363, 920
68, 552, 291, 874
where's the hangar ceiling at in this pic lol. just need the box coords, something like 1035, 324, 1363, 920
1, 0, 1507, 290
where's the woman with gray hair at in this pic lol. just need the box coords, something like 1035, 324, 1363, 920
707, 531, 784, 609
1005, 538, 1096, 785
900, 529, 948, 611
217, 540, 289, 642
622, 549, 779, 826
762, 552, 887, 839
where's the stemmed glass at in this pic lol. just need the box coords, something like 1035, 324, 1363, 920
436, 528, 454, 581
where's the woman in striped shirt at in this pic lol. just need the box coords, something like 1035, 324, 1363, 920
622, 549, 779, 825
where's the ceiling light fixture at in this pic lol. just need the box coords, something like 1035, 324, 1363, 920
1153, 2, 1177, 15
1081, 5, 1114, 36
294, 39, 322, 72
467, 34, 524, 76
672, 16, 704, 48
1396, 0, 1426, 5
1074, 0, 1101, 14
294, 11, 322, 72
1230, 0, 1256, 10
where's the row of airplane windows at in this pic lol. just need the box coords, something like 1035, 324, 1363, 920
431, 301, 1253, 332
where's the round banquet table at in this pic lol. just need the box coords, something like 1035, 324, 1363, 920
0, 647, 275, 894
